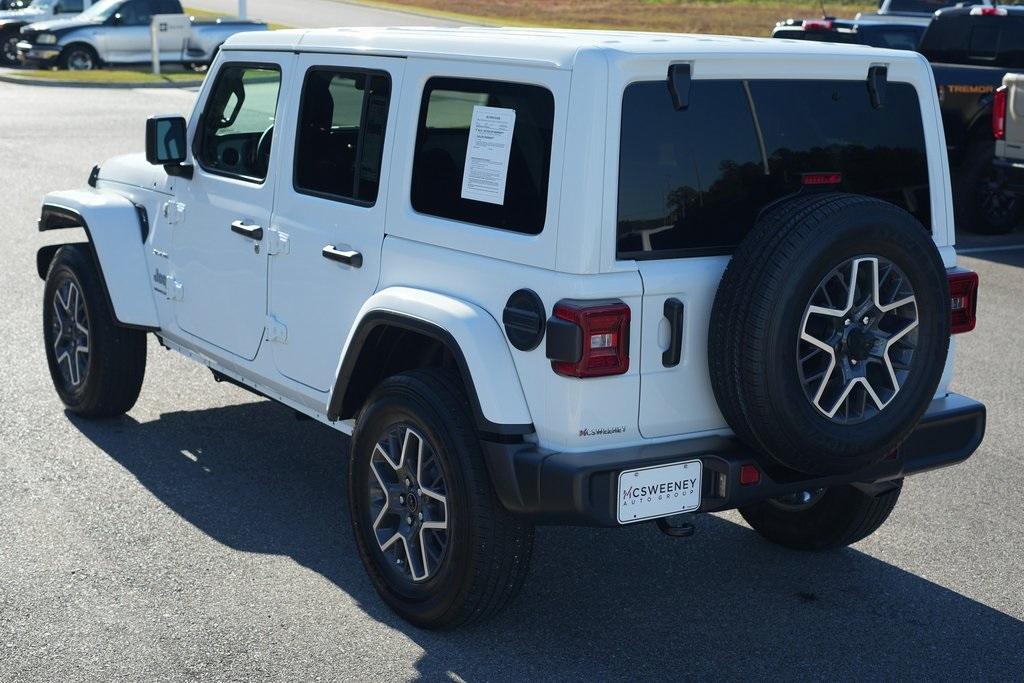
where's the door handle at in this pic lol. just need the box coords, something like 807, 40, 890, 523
230, 220, 263, 241
322, 245, 362, 268
663, 298, 684, 368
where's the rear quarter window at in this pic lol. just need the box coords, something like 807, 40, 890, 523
616, 79, 931, 259
411, 77, 555, 235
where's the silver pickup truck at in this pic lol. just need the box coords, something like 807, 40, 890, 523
17, 0, 265, 70
992, 73, 1024, 233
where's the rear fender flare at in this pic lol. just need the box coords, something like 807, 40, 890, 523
328, 287, 533, 436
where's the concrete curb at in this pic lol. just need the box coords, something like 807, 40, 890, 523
0, 73, 204, 89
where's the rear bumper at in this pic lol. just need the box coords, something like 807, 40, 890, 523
993, 157, 1024, 193
482, 393, 985, 526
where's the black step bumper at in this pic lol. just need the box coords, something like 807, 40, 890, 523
482, 393, 985, 526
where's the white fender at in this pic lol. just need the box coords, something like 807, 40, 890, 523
335, 286, 533, 430
41, 189, 159, 329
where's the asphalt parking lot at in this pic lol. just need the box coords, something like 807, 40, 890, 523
1, 79, 1023, 681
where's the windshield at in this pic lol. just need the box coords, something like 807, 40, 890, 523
76, 0, 122, 21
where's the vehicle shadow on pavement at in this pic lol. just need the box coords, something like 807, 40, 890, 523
72, 400, 1024, 680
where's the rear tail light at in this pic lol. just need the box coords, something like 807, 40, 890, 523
802, 19, 833, 31
739, 464, 761, 486
971, 6, 1008, 16
550, 300, 631, 378
994, 85, 1007, 140
948, 268, 979, 335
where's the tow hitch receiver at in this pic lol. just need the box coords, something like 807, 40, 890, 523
656, 515, 696, 538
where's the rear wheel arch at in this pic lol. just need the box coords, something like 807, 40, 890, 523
329, 312, 533, 439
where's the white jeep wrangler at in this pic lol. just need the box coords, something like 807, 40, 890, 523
38, 26, 986, 628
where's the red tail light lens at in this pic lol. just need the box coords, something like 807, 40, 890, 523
802, 19, 833, 31
948, 268, 979, 334
551, 300, 631, 378
971, 6, 1007, 16
994, 85, 1007, 140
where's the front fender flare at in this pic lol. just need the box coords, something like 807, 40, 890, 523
39, 189, 159, 329
329, 287, 533, 436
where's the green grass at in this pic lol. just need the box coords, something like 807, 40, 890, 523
5, 69, 204, 84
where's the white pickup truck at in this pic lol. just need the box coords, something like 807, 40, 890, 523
36, 27, 986, 628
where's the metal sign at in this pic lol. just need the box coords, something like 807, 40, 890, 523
150, 13, 192, 75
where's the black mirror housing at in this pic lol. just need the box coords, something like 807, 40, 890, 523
146, 116, 191, 178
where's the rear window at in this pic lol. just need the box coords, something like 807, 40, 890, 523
616, 79, 931, 259
411, 77, 554, 235
920, 14, 1024, 67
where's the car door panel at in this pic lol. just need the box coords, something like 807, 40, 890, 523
267, 55, 404, 391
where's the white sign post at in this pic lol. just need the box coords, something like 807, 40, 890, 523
150, 14, 192, 76
238, 0, 247, 19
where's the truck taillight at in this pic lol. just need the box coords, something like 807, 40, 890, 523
948, 268, 979, 335
802, 19, 833, 31
994, 85, 1007, 141
550, 300, 631, 378
971, 6, 1007, 16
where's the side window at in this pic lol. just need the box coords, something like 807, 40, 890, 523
118, 0, 154, 25
411, 77, 554, 235
195, 64, 282, 182
294, 68, 391, 204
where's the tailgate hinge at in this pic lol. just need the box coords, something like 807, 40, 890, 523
162, 200, 186, 225
265, 315, 288, 343
267, 227, 290, 256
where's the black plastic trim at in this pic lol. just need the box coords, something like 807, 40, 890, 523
868, 65, 888, 110
503, 288, 545, 352
667, 63, 692, 111
662, 297, 684, 367
88, 164, 100, 188
482, 393, 985, 526
328, 311, 534, 437
545, 316, 582, 363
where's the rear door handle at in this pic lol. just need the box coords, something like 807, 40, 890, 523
322, 245, 362, 268
663, 298, 684, 368
230, 220, 263, 241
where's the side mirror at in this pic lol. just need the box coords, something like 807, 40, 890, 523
146, 115, 192, 178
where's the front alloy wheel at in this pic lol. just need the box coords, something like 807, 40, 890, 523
368, 425, 449, 583
1, 35, 19, 66
50, 277, 91, 391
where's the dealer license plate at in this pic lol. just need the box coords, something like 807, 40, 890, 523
617, 460, 702, 524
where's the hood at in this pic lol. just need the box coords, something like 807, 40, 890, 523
0, 7, 46, 22
24, 16, 96, 33
98, 153, 175, 195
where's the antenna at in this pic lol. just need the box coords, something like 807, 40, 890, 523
819, 0, 828, 17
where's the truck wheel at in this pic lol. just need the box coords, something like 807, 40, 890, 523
708, 193, 950, 476
349, 369, 534, 629
59, 44, 99, 71
42, 245, 146, 417
956, 141, 1022, 235
0, 31, 19, 67
739, 480, 902, 550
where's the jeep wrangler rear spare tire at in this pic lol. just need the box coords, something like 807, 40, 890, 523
709, 193, 950, 476
349, 369, 534, 629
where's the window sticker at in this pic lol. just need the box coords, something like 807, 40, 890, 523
460, 105, 517, 205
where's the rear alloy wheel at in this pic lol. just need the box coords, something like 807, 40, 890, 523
349, 369, 533, 629
798, 255, 919, 424
956, 141, 1023, 235
1, 33, 19, 66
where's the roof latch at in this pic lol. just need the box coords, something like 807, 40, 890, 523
867, 65, 888, 110
667, 63, 692, 111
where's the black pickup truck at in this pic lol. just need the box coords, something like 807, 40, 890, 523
773, 5, 1024, 234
